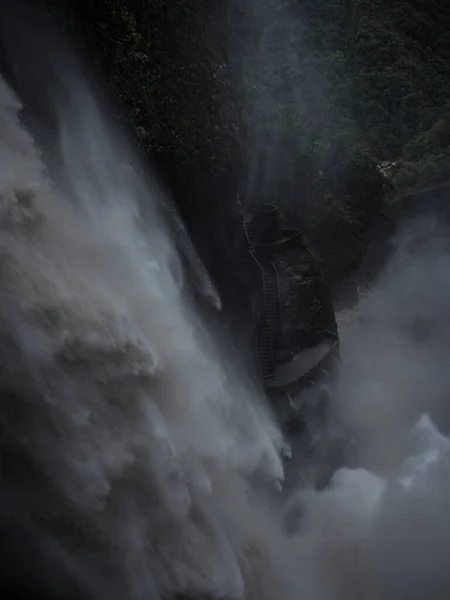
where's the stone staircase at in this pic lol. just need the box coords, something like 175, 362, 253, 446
244, 219, 254, 250
243, 217, 280, 385
256, 263, 279, 384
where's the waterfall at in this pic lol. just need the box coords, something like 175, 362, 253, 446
0, 14, 284, 599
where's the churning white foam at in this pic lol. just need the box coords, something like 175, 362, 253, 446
0, 72, 286, 600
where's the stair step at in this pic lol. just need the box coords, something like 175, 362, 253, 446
244, 221, 254, 249
256, 262, 281, 383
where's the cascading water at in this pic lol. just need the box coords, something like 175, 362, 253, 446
0, 16, 287, 599
4, 5, 450, 600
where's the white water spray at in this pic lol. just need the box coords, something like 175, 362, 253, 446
0, 51, 284, 600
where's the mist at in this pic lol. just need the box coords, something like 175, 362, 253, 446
329, 213, 450, 598
226, 0, 342, 217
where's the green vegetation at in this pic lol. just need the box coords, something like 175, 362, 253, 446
53, 0, 450, 281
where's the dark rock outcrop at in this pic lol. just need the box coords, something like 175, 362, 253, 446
220, 202, 339, 427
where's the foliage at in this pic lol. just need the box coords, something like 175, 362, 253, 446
393, 102, 450, 191
50, 0, 450, 281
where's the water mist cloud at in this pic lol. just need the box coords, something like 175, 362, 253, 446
226, 0, 334, 208
327, 210, 450, 598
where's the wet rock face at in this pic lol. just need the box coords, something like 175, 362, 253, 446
278, 236, 338, 349
226, 215, 337, 336
221, 213, 339, 387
